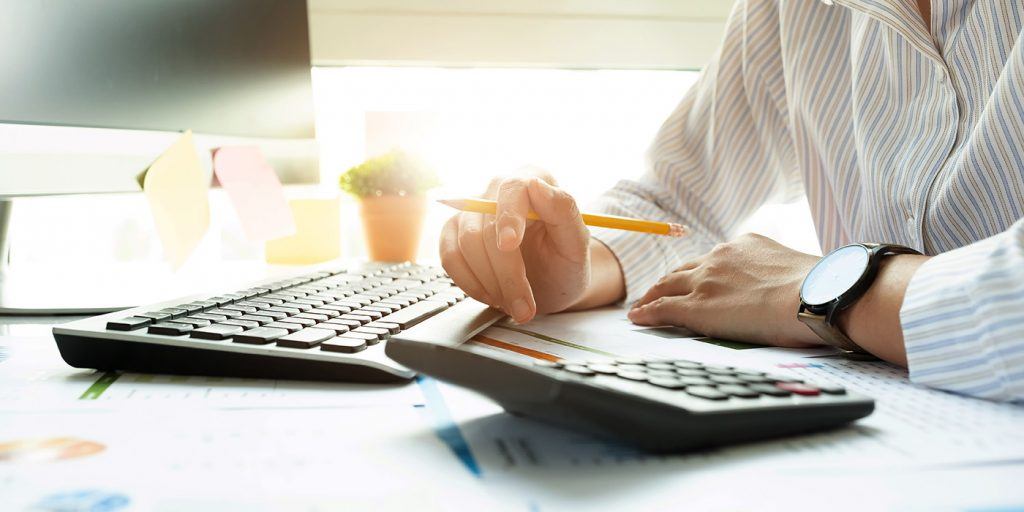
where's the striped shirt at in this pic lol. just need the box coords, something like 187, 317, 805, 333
589, 0, 1024, 402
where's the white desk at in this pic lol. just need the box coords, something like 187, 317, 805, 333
1, 314, 1023, 511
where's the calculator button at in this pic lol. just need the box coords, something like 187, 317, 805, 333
766, 374, 803, 383
533, 361, 563, 369
616, 364, 647, 372
818, 384, 847, 395
709, 375, 744, 385
672, 360, 702, 369
717, 385, 760, 398
705, 367, 736, 376
737, 374, 773, 384
748, 384, 792, 396
585, 363, 618, 374
616, 370, 648, 381
776, 382, 820, 396
615, 358, 644, 365
645, 369, 677, 378
685, 386, 729, 400
564, 365, 595, 376
678, 376, 715, 386
649, 377, 687, 389
644, 362, 676, 371
675, 369, 707, 377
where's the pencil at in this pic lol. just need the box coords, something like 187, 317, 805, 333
438, 198, 689, 237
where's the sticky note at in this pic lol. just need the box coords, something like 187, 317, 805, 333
265, 197, 341, 265
212, 146, 296, 242
138, 131, 210, 268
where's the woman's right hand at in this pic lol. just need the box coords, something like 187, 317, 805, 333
439, 173, 591, 324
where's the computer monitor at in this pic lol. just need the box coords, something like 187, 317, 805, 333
0, 0, 319, 314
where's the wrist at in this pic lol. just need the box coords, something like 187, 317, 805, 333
835, 253, 929, 364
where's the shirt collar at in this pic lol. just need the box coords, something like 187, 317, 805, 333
818, 0, 942, 63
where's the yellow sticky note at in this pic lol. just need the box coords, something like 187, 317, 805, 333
139, 131, 210, 268
265, 197, 340, 265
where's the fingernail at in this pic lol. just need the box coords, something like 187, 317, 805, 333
498, 225, 518, 250
510, 298, 531, 322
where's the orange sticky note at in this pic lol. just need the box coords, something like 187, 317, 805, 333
212, 147, 296, 242
138, 131, 210, 268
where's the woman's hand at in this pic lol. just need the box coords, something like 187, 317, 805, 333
628, 233, 822, 347
439, 172, 592, 323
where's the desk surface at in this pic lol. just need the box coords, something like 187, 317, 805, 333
1, 313, 1022, 511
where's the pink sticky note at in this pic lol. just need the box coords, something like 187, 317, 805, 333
212, 147, 296, 242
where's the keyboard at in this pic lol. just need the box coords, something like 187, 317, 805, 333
386, 331, 875, 452
53, 262, 505, 383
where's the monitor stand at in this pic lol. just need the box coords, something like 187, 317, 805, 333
0, 200, 289, 316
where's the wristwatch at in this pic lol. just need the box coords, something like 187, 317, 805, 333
797, 243, 921, 357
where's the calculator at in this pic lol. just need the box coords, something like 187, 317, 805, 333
387, 321, 875, 452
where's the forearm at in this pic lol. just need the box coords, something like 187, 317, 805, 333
835, 254, 930, 366
567, 238, 626, 311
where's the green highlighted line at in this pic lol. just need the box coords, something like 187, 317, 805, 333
79, 371, 120, 400
492, 325, 619, 358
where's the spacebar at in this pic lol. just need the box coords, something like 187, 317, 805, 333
380, 300, 449, 329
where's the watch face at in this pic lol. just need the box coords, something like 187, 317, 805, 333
800, 245, 871, 307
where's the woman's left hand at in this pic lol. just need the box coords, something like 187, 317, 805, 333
628, 233, 822, 347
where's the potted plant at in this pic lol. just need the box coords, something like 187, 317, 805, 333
339, 150, 440, 262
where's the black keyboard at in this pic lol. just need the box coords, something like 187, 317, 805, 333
386, 332, 875, 451
53, 262, 505, 382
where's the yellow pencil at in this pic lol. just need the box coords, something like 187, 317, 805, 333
438, 198, 689, 237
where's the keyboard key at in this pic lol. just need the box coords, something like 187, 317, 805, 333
187, 300, 218, 310
263, 322, 302, 333
280, 302, 314, 312
364, 304, 400, 314
340, 314, 373, 324
252, 310, 287, 320
319, 304, 353, 314
219, 319, 261, 329
353, 326, 389, 341
190, 324, 244, 340
315, 323, 351, 334
295, 312, 330, 322
320, 336, 367, 353
137, 311, 175, 322
367, 321, 400, 334
776, 382, 820, 396
233, 326, 290, 344
293, 298, 326, 307
234, 301, 269, 309
207, 308, 243, 318
380, 297, 413, 307
685, 386, 729, 400
277, 317, 316, 327
171, 318, 212, 328
236, 314, 274, 325
106, 317, 151, 331
325, 319, 363, 330
174, 303, 204, 314
148, 322, 194, 335
206, 296, 235, 306
268, 306, 301, 316
190, 313, 229, 322
339, 331, 380, 346
378, 300, 448, 329
352, 309, 384, 320
277, 328, 335, 348
247, 297, 284, 306
307, 308, 341, 318
717, 385, 760, 398
222, 304, 258, 314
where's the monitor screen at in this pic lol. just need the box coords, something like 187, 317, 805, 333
0, 0, 315, 139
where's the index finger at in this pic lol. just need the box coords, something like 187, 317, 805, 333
494, 177, 532, 252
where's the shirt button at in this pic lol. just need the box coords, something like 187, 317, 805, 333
935, 65, 946, 83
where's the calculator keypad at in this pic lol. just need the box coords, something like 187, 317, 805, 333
535, 359, 847, 400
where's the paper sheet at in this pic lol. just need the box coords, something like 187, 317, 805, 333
212, 146, 296, 242
264, 197, 341, 264
138, 131, 210, 268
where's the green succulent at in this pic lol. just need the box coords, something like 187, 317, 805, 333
339, 150, 440, 198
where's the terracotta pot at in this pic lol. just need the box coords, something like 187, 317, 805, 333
358, 194, 428, 262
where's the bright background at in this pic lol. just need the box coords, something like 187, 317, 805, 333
10, 65, 819, 269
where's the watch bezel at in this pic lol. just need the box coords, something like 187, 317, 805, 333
799, 244, 879, 315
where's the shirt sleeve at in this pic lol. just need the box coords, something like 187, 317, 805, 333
589, 0, 802, 305
901, 217, 1024, 403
